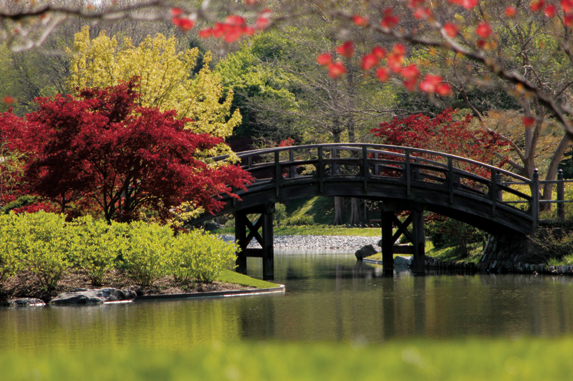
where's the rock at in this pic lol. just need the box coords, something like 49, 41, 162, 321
5, 298, 46, 307
50, 288, 136, 306
355, 244, 378, 260
394, 255, 412, 267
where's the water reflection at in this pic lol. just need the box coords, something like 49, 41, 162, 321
3, 253, 573, 353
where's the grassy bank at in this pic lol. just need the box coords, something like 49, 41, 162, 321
361, 241, 484, 264
217, 269, 279, 289
2, 337, 573, 380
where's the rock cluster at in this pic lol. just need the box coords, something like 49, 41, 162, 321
50, 288, 136, 305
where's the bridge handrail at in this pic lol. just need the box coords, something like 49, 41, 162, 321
212, 143, 533, 185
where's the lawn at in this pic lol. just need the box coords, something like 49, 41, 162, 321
2, 337, 573, 380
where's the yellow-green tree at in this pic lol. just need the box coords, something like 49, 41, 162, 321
67, 27, 240, 150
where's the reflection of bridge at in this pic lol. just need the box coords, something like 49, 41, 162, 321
195, 143, 540, 279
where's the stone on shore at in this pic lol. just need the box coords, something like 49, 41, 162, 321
355, 244, 378, 260
394, 255, 412, 267
4, 298, 46, 307
50, 288, 136, 306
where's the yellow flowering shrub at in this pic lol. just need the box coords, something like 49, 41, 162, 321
67, 27, 240, 154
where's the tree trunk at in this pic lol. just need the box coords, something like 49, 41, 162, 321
540, 133, 571, 211
333, 197, 345, 225
345, 64, 361, 226
348, 197, 361, 225
332, 124, 345, 225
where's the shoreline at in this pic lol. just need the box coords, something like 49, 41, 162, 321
219, 234, 380, 253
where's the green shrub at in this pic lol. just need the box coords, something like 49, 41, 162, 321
170, 230, 237, 284
11, 212, 71, 290
121, 221, 173, 287
426, 217, 486, 257
534, 227, 573, 263
0, 213, 22, 284
284, 214, 314, 226
1, 195, 37, 214
68, 216, 126, 286
274, 203, 287, 224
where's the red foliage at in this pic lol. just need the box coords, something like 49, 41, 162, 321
371, 108, 511, 178
336, 41, 354, 58
198, 9, 271, 42
0, 81, 252, 222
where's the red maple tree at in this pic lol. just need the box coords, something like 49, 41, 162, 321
1, 81, 252, 222
371, 108, 511, 178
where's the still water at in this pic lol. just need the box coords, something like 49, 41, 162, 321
2, 253, 573, 353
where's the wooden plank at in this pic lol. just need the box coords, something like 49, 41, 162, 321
242, 248, 264, 258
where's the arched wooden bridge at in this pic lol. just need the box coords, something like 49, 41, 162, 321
195, 143, 539, 279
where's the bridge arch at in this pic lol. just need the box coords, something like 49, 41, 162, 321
196, 143, 539, 278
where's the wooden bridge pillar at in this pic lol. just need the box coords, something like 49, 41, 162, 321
235, 204, 275, 280
381, 202, 426, 276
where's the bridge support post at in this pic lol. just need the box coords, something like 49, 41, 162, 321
234, 204, 275, 280
381, 202, 426, 276
381, 210, 395, 276
411, 209, 426, 276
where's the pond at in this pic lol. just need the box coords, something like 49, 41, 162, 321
2, 253, 573, 354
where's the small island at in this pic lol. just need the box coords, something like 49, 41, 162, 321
0, 212, 281, 307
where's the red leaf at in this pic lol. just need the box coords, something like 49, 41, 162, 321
381, 8, 399, 29
393, 43, 406, 56
199, 28, 212, 38
448, 0, 478, 9
523, 116, 536, 126
3, 96, 15, 104
545, 4, 557, 16
505, 6, 517, 17
387, 53, 404, 73
476, 22, 492, 38
443, 23, 458, 37
171, 7, 183, 16
372, 46, 387, 59
256, 17, 270, 30
328, 62, 347, 78
436, 83, 452, 96
403, 78, 418, 91
352, 15, 369, 26
531, 0, 545, 11
243, 26, 257, 36
376, 67, 391, 82
172, 17, 194, 31
563, 0, 573, 13
336, 41, 354, 58
317, 53, 333, 66
413, 7, 432, 19
420, 74, 442, 93
408, 0, 425, 8
361, 54, 379, 70
401, 64, 420, 80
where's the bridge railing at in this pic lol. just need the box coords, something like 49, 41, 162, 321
212, 143, 537, 222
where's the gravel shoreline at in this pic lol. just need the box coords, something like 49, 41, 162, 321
219, 234, 380, 254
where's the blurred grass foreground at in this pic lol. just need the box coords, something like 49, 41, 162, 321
2, 337, 573, 380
